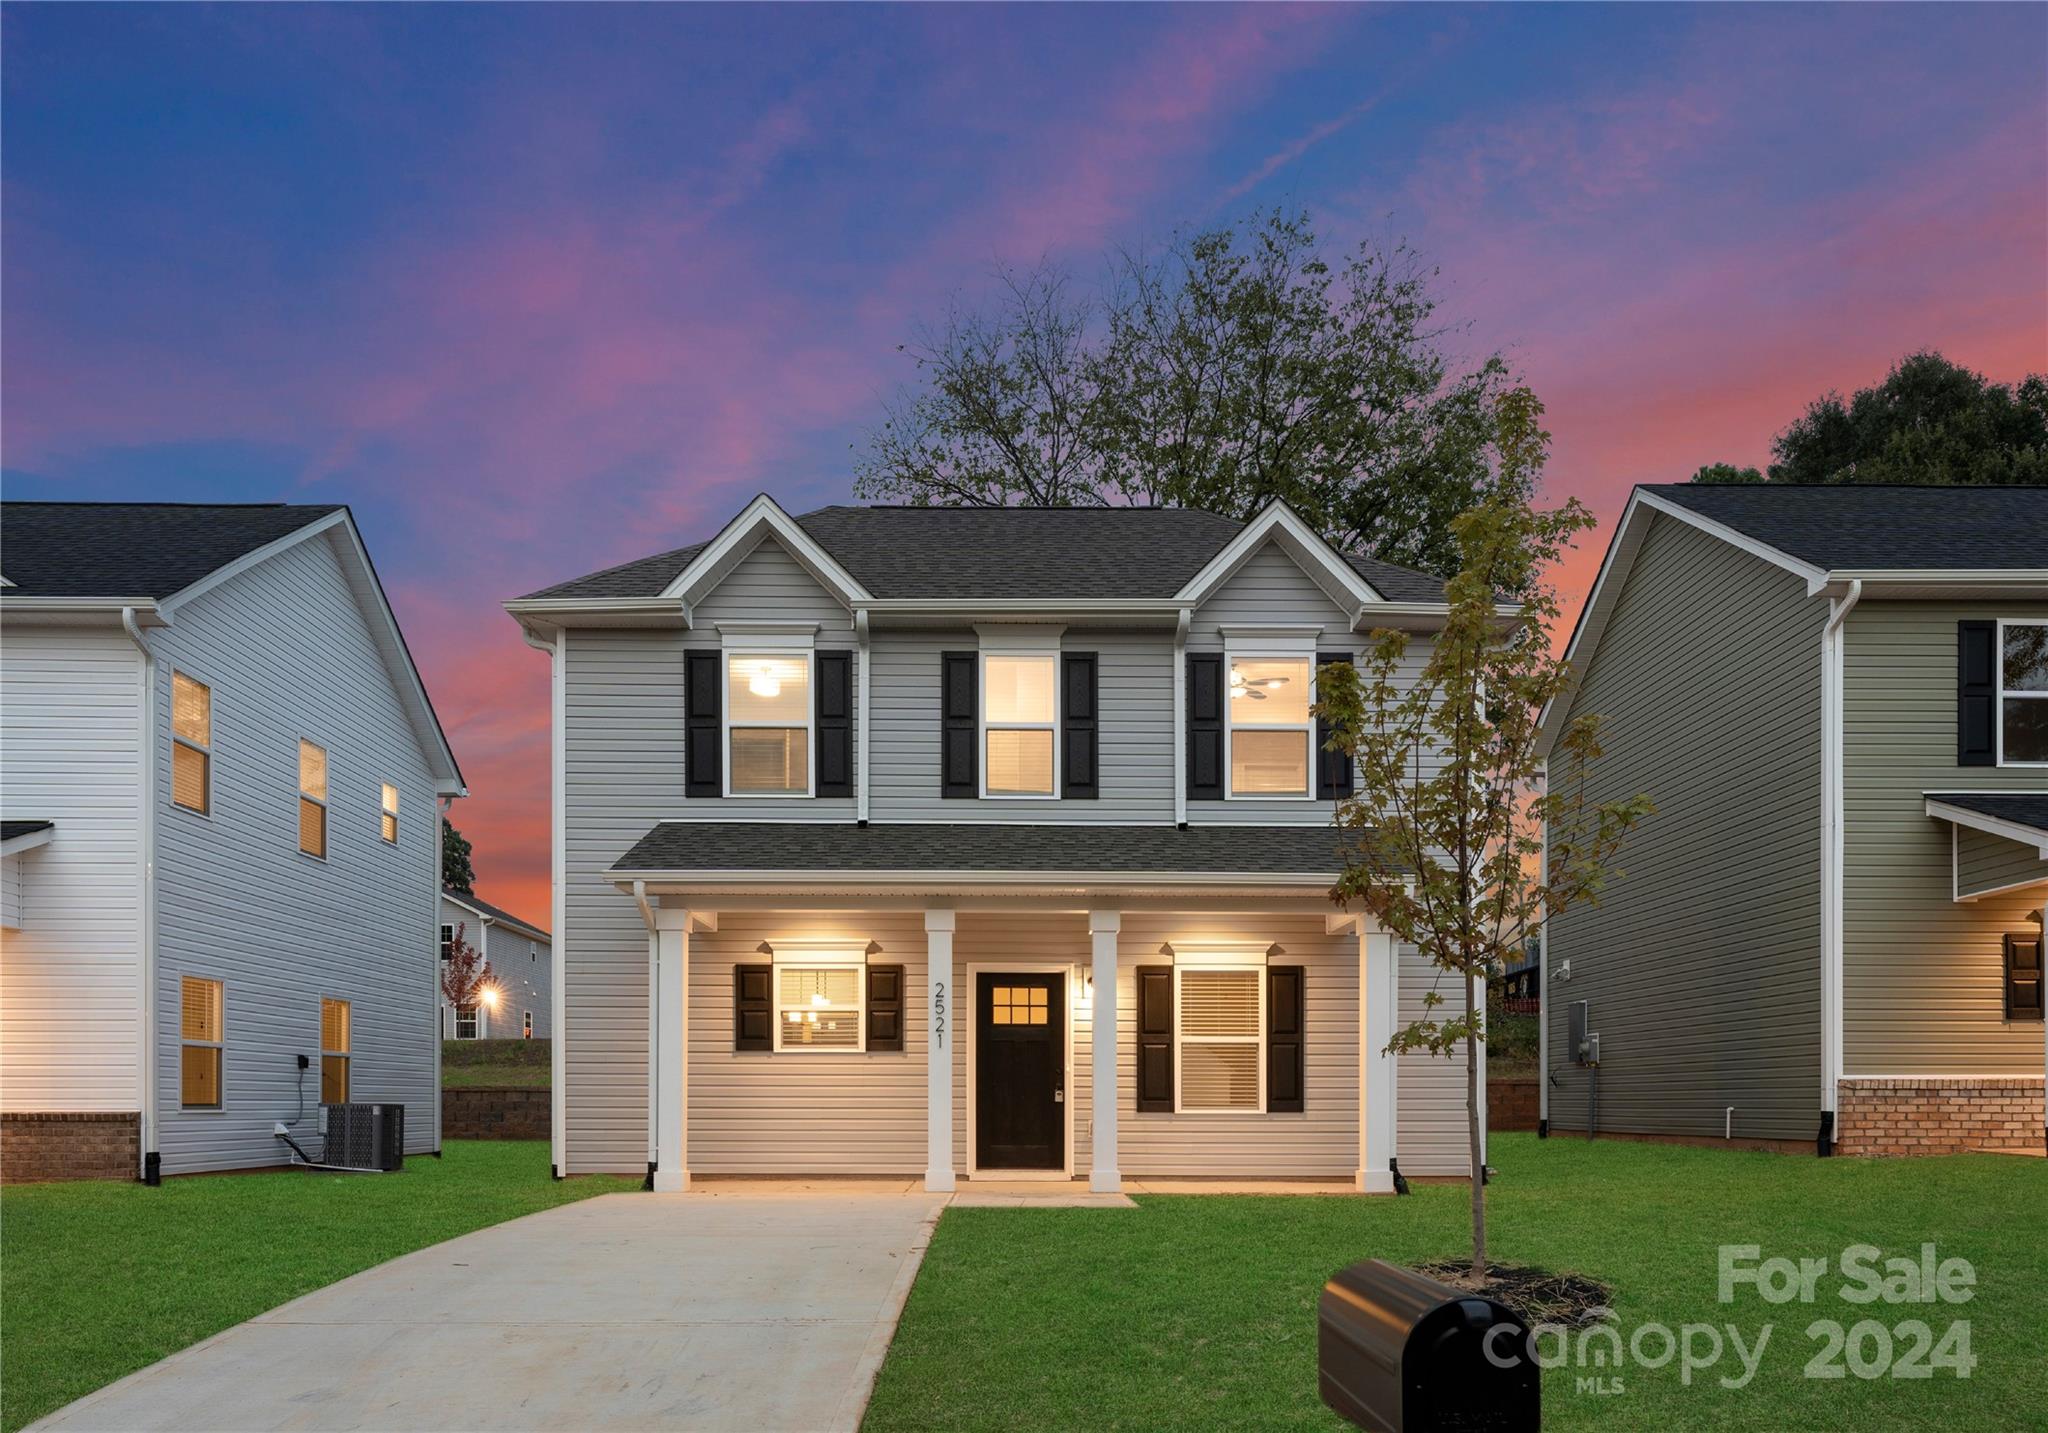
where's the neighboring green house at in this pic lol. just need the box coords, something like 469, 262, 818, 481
1538, 484, 2046, 1157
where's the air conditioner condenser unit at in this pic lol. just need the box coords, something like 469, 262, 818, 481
321, 1103, 405, 1172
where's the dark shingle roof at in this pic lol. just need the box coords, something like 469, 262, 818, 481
1925, 793, 2048, 839
521, 504, 1447, 604
0, 503, 343, 598
1, 820, 54, 843
611, 821, 1364, 876
443, 887, 550, 941
1646, 485, 2048, 572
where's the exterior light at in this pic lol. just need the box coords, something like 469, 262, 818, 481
481, 985, 501, 1011
748, 670, 781, 699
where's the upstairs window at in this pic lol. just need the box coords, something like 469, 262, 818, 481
439, 924, 455, 962
983, 654, 1057, 797
172, 672, 212, 814
1227, 656, 1312, 797
321, 997, 351, 1103
180, 976, 224, 1109
775, 964, 863, 1052
726, 654, 811, 795
298, 740, 328, 857
380, 783, 399, 844
1175, 967, 1264, 1112
2003, 620, 2048, 765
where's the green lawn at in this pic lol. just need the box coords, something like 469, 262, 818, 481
867, 1135, 2043, 1431
0, 1140, 633, 1432
442, 1036, 551, 1087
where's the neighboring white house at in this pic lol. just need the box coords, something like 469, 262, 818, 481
440, 887, 552, 1040
0, 502, 465, 1181
508, 494, 1484, 1191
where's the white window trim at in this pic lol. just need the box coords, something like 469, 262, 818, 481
321, 997, 351, 1103
454, 1004, 480, 1040
1222, 640, 1317, 801
170, 669, 214, 819
523, 1009, 534, 1038
1172, 962, 1266, 1115
298, 739, 329, 859
180, 976, 226, 1112
439, 924, 455, 961
1998, 618, 2048, 768
978, 649, 1060, 800
721, 642, 816, 799
770, 957, 868, 1054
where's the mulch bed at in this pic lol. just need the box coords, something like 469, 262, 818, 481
1414, 1259, 1613, 1327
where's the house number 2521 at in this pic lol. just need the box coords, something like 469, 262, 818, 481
932, 981, 947, 1051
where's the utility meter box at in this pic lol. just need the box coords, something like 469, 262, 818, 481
1568, 999, 1590, 1065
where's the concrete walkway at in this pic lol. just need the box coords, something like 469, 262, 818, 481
33, 1191, 949, 1433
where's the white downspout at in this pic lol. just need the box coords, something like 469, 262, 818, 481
855, 610, 872, 825
1173, 608, 1190, 827
1818, 579, 1861, 1151
521, 621, 569, 1179
121, 607, 159, 1182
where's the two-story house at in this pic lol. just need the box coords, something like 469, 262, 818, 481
507, 496, 1482, 1192
1538, 484, 2046, 1157
440, 886, 553, 1039
0, 503, 464, 1181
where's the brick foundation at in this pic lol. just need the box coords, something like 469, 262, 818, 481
1835, 1077, 2046, 1157
1488, 1078, 1539, 1133
2, 1112, 140, 1183
442, 1086, 550, 1140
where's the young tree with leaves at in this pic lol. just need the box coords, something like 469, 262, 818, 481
1317, 390, 1652, 1283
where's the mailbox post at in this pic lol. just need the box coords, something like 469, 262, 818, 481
1319, 1259, 1539, 1431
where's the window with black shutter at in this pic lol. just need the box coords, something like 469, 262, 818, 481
685, 649, 723, 797
1316, 653, 1354, 800
1267, 965, 1305, 1112
1136, 965, 1175, 1110
941, 651, 978, 797
1062, 651, 1099, 799
2004, 933, 2043, 1022
734, 965, 772, 1050
1187, 654, 1223, 801
868, 964, 905, 1050
816, 650, 853, 797
1957, 621, 1997, 766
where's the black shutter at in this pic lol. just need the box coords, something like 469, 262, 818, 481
1316, 652, 1354, 800
734, 965, 772, 1051
816, 650, 853, 798
685, 650, 723, 798
868, 964, 905, 1050
1062, 651, 1099, 799
2005, 934, 2044, 1022
1187, 653, 1224, 801
941, 651, 978, 797
1136, 965, 1175, 1111
1958, 621, 1997, 766
1267, 965, 1305, 1112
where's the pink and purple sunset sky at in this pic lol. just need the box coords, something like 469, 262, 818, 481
5, 3, 2044, 926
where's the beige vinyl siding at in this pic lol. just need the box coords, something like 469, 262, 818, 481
1954, 826, 2048, 901
1842, 599, 2048, 1074
688, 912, 928, 1174
1394, 942, 1477, 1176
0, 625, 146, 1114
1545, 513, 1827, 1141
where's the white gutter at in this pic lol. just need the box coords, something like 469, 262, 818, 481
120, 606, 160, 1182
855, 610, 872, 824
1818, 578, 1861, 1144
1173, 607, 1190, 827
612, 868, 1344, 891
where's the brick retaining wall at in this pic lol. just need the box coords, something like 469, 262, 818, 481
1836, 1077, 2044, 1156
442, 1086, 550, 1140
2, 1112, 139, 1183
1488, 1078, 1539, 1133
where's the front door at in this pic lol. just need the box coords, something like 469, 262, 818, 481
976, 973, 1065, 1170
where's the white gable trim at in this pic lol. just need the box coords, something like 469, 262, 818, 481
1924, 797, 2048, 860
1174, 501, 1383, 614
657, 493, 872, 610
1535, 488, 1827, 759
156, 510, 465, 791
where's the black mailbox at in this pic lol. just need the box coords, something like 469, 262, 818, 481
1319, 1259, 1539, 1432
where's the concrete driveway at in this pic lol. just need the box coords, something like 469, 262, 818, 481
33, 1190, 949, 1433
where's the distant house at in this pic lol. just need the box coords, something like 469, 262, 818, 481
440, 887, 552, 1040
0, 503, 465, 1182
1539, 484, 2045, 1157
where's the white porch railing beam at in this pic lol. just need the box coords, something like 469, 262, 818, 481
1089, 909, 1121, 1192
651, 905, 690, 1192
925, 908, 957, 1192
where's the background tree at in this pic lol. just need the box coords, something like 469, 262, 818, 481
442, 815, 475, 895
1693, 351, 2047, 485
857, 208, 1528, 582
438, 921, 493, 1022
1317, 390, 1652, 1283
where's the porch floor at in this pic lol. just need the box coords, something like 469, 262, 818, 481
686, 1174, 1363, 1203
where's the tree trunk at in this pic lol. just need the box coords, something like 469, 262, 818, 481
1467, 970, 1486, 1284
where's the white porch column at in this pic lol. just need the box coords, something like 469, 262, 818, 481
1357, 923, 1397, 1193
1089, 910, 1121, 1192
651, 906, 690, 1192
925, 909, 957, 1192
